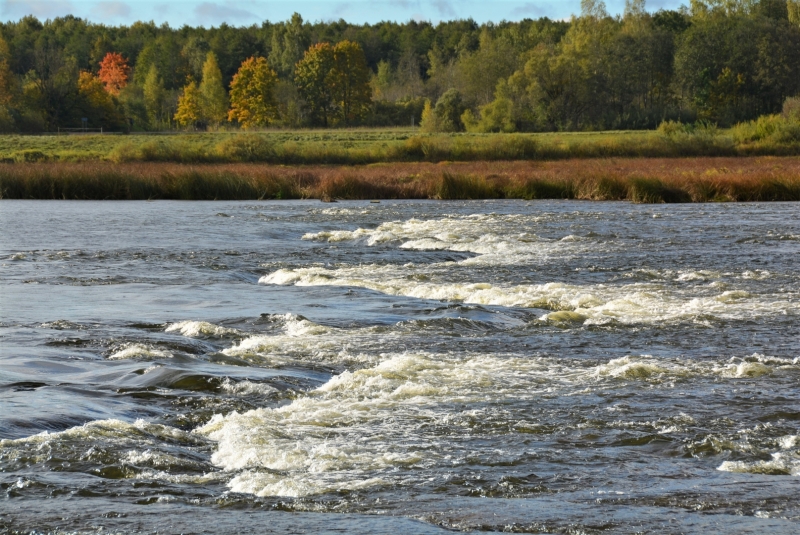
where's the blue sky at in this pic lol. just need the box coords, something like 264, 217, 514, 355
1, 0, 684, 26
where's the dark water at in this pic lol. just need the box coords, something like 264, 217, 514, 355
1, 200, 799, 534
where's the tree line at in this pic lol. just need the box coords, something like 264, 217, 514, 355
0, 0, 799, 133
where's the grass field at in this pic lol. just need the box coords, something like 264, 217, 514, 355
3, 157, 799, 202
2, 126, 798, 165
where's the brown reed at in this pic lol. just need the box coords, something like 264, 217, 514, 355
2, 157, 799, 202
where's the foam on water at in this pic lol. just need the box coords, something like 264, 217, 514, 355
166, 320, 239, 337
302, 215, 590, 265
108, 344, 172, 360
262, 266, 796, 325
718, 453, 800, 476
267, 215, 798, 325
198, 342, 795, 498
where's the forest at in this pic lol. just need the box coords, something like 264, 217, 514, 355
0, 0, 799, 134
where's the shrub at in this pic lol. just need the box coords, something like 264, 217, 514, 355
215, 134, 275, 162
783, 96, 800, 122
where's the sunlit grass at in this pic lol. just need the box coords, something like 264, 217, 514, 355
2, 126, 798, 165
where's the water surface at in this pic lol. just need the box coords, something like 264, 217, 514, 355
1, 200, 799, 533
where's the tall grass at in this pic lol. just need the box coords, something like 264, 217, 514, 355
3, 158, 800, 202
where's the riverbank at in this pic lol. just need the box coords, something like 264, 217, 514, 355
2, 157, 800, 202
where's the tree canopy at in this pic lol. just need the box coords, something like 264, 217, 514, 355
0, 1, 798, 132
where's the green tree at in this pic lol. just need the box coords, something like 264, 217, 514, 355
790, 1, 800, 26
269, 13, 309, 78
174, 79, 202, 128
329, 40, 372, 125
427, 88, 466, 132
294, 42, 335, 126
199, 51, 228, 125
228, 56, 279, 128
143, 63, 165, 126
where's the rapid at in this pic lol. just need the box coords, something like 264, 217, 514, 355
1, 200, 798, 533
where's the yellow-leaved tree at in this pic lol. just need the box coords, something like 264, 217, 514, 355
174, 80, 202, 128
329, 40, 372, 125
228, 57, 279, 129
199, 52, 228, 126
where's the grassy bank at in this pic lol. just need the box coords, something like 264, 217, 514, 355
2, 157, 799, 202
1, 123, 799, 166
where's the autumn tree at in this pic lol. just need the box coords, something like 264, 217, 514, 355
228, 56, 279, 128
98, 52, 129, 95
76, 71, 125, 129
174, 80, 202, 128
199, 51, 228, 125
294, 42, 334, 126
329, 40, 372, 125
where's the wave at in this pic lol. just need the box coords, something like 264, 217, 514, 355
261, 266, 797, 325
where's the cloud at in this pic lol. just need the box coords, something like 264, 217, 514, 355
509, 2, 546, 17
193, 2, 259, 24
94, 1, 131, 20
1, 0, 74, 19
430, 0, 455, 17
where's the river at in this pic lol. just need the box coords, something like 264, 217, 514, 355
1, 200, 799, 533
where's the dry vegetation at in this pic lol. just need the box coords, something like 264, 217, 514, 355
2, 157, 800, 202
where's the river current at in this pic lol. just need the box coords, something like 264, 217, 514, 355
1, 200, 799, 534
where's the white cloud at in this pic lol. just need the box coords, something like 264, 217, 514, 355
1, 0, 74, 19
430, 0, 455, 17
193, 2, 260, 25
94, 1, 131, 20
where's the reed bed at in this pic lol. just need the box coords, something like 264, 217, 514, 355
2, 157, 800, 202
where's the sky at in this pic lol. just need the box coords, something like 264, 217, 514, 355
1, 0, 684, 27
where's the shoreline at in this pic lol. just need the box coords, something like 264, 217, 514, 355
2, 157, 800, 202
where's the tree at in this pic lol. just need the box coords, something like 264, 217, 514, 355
0, 35, 16, 131
142, 64, 165, 126
788, 0, 800, 25
329, 40, 372, 125
76, 71, 125, 129
228, 56, 279, 128
199, 51, 228, 125
269, 13, 310, 77
294, 42, 335, 126
30, 34, 80, 130
174, 79, 202, 128
98, 52, 129, 95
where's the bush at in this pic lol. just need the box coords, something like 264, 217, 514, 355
462, 98, 516, 133
215, 134, 275, 162
783, 96, 800, 122
421, 90, 466, 133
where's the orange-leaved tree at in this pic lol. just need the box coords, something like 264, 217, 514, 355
98, 52, 129, 95
174, 80, 202, 128
329, 40, 372, 125
228, 57, 279, 129
294, 42, 335, 126
76, 71, 125, 129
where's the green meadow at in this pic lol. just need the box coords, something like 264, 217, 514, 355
1, 122, 799, 166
